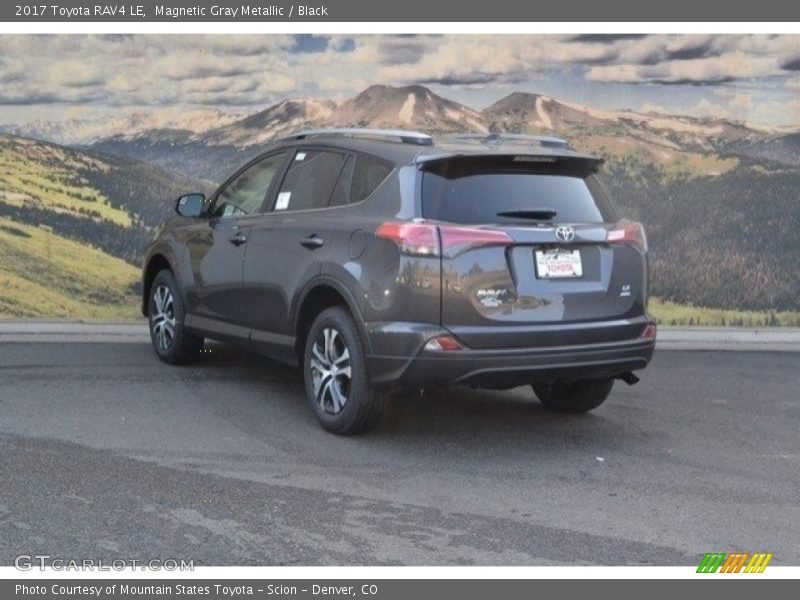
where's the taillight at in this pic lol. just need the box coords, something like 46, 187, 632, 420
376, 222, 512, 257
439, 225, 512, 256
375, 222, 439, 257
607, 220, 647, 252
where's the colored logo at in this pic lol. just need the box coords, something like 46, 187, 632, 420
697, 552, 773, 573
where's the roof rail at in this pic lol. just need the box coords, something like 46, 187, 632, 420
284, 128, 434, 146
440, 133, 570, 149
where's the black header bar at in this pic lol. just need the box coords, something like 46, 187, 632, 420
2, 0, 799, 22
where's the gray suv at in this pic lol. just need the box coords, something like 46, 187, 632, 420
142, 129, 656, 434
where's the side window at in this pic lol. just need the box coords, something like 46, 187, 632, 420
328, 156, 354, 208
274, 150, 347, 212
350, 154, 393, 204
212, 152, 286, 218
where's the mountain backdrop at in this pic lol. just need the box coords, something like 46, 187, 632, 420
1, 84, 799, 322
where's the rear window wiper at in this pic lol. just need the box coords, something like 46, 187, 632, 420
496, 208, 557, 220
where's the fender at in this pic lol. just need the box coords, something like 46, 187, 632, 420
141, 242, 183, 315
292, 275, 373, 354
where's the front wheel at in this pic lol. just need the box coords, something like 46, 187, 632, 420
303, 307, 385, 435
148, 269, 203, 365
532, 378, 614, 414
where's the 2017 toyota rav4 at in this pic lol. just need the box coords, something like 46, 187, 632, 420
142, 129, 656, 434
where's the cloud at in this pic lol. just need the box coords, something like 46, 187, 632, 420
569, 34, 648, 44
419, 73, 499, 86
290, 34, 329, 53
47, 61, 106, 87
639, 102, 671, 114
782, 57, 800, 71
376, 37, 432, 65
786, 76, 800, 90
586, 51, 778, 85
691, 98, 729, 118
0, 34, 799, 129
727, 93, 753, 110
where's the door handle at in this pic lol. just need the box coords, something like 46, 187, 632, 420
300, 235, 324, 249
229, 232, 247, 246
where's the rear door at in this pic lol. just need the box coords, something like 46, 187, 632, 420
243, 147, 351, 354
421, 155, 647, 349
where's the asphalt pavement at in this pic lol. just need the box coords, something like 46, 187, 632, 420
0, 341, 798, 566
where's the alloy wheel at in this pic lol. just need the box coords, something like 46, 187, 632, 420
151, 284, 176, 351
310, 327, 352, 414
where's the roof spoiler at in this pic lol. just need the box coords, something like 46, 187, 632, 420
439, 133, 571, 150
417, 152, 604, 176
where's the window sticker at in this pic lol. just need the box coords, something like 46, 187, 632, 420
295, 152, 306, 161
275, 191, 291, 210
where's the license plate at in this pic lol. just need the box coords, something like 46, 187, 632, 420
535, 249, 583, 278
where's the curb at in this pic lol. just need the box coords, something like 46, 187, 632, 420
1, 321, 799, 352
0, 320, 150, 344
656, 327, 800, 352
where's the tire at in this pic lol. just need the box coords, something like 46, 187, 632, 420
303, 306, 385, 435
148, 269, 203, 365
532, 378, 614, 414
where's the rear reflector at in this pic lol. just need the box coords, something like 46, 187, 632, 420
376, 222, 512, 258
640, 321, 657, 340
424, 335, 464, 351
607, 220, 648, 252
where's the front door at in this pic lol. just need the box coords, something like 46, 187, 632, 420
184, 151, 288, 337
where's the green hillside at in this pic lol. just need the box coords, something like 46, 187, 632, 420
0, 134, 204, 318
649, 297, 800, 327
0, 137, 132, 226
601, 156, 800, 311
1, 125, 798, 323
0, 217, 139, 318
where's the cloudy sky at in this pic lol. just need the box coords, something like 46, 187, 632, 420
1, 34, 799, 127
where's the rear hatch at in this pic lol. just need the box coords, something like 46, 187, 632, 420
421, 154, 648, 349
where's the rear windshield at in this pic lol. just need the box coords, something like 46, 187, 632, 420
421, 157, 617, 224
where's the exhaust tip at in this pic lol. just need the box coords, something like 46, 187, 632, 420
618, 372, 640, 386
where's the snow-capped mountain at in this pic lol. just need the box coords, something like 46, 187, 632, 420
327, 85, 487, 133
13, 83, 789, 181
200, 98, 336, 147
1, 108, 243, 146
483, 92, 768, 154
4, 85, 800, 315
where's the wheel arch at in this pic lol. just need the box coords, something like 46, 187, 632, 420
293, 277, 370, 361
141, 253, 175, 316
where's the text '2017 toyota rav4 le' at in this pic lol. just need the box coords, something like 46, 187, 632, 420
143, 129, 656, 434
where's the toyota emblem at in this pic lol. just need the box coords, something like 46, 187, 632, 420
555, 225, 576, 242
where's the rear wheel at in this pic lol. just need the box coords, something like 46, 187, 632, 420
303, 307, 385, 435
532, 378, 614, 413
148, 269, 203, 365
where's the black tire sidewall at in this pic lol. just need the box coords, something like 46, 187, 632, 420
148, 269, 199, 364
533, 378, 614, 413
303, 307, 372, 433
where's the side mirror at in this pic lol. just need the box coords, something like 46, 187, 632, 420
175, 193, 206, 218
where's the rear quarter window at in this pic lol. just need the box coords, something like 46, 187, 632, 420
350, 154, 394, 204
422, 158, 617, 224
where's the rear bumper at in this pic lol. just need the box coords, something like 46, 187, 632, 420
364, 319, 655, 389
